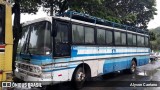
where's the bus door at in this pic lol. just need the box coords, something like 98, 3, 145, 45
53, 20, 71, 81
53, 21, 71, 57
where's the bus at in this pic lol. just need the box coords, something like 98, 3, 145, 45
15, 11, 150, 87
0, 0, 13, 82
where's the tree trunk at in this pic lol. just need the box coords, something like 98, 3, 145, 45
50, 0, 53, 16
12, 0, 21, 73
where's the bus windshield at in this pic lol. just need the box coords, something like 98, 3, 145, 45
28, 21, 51, 55
18, 21, 51, 55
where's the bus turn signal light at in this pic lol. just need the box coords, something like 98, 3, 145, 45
58, 74, 62, 76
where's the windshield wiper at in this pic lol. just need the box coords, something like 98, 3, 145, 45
19, 30, 32, 58
19, 32, 29, 57
26, 30, 32, 57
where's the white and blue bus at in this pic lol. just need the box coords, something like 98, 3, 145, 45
15, 11, 150, 86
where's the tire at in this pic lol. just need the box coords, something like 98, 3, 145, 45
130, 60, 136, 74
149, 59, 152, 63
72, 66, 90, 89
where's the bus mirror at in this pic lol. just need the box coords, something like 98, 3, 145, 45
52, 23, 57, 37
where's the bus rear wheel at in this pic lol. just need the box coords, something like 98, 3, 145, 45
130, 60, 136, 74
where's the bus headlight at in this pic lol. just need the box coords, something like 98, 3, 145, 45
29, 66, 34, 72
35, 67, 41, 73
32, 67, 42, 74
15, 63, 18, 67
15, 68, 19, 72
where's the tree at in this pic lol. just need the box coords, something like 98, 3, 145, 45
149, 27, 160, 51
14, 0, 158, 28
149, 31, 156, 41
12, 0, 21, 71
67, 0, 157, 29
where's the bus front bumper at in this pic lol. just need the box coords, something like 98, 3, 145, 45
14, 70, 58, 85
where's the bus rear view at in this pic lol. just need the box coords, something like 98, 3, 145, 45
0, 1, 13, 82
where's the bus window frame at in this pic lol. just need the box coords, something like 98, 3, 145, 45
127, 33, 133, 46
121, 32, 127, 46
105, 28, 114, 46
132, 34, 137, 47
71, 21, 96, 45
52, 19, 71, 58
20, 21, 52, 55
114, 31, 122, 46
84, 26, 95, 44
137, 35, 146, 47
96, 28, 106, 45
113, 30, 128, 47
0, 5, 5, 44
145, 36, 149, 47
72, 24, 85, 44
57, 18, 149, 49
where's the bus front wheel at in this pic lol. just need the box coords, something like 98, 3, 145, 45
72, 66, 90, 89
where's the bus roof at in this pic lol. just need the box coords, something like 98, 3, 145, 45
22, 13, 149, 36
22, 16, 52, 26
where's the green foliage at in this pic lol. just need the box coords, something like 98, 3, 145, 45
20, 0, 41, 14
18, 0, 157, 29
149, 27, 160, 50
68, 0, 157, 29
149, 31, 156, 41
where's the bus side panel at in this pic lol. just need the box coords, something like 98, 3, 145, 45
144, 56, 149, 64
84, 60, 99, 77
113, 57, 130, 71
4, 45, 12, 71
136, 56, 149, 66
98, 60, 105, 75
103, 59, 114, 74
5, 3, 13, 44
4, 45, 12, 81
103, 57, 131, 74
0, 53, 4, 81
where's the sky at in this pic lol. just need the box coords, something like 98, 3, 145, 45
20, 7, 47, 23
147, 0, 160, 29
19, 0, 160, 29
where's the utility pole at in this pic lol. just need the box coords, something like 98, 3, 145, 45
50, 0, 53, 16
12, 0, 21, 73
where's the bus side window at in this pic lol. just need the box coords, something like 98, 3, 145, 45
145, 37, 149, 47
106, 30, 113, 45
0, 21, 3, 44
114, 31, 121, 45
0, 5, 4, 44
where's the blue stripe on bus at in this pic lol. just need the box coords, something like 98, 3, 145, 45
18, 52, 149, 60
19, 54, 52, 60
17, 52, 149, 65
42, 66, 76, 72
72, 52, 149, 57
40, 56, 149, 73
103, 56, 149, 74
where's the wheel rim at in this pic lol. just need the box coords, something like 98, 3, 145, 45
131, 61, 136, 72
76, 71, 85, 81
149, 59, 151, 63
